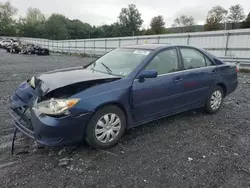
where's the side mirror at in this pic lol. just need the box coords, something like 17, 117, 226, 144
138, 70, 158, 81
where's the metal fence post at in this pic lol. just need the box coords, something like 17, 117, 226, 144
157, 36, 160, 43
69, 40, 71, 54
62, 41, 64, 52
93, 40, 96, 56
136, 37, 139, 44
187, 34, 190, 45
84, 40, 86, 54
224, 32, 230, 56
75, 40, 77, 54
118, 38, 121, 47
104, 39, 107, 52
51, 40, 53, 52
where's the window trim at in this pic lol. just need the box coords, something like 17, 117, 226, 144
178, 46, 216, 71
204, 55, 215, 66
141, 47, 181, 76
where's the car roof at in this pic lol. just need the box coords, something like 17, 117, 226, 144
122, 43, 173, 50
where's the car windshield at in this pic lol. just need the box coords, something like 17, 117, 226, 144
87, 48, 151, 77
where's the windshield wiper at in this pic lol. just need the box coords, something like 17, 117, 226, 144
90, 61, 96, 71
101, 62, 112, 74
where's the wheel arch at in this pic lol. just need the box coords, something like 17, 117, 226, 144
92, 101, 129, 128
216, 82, 227, 97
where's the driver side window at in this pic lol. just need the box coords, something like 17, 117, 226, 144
145, 48, 179, 75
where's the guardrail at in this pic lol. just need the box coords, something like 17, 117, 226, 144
2, 28, 250, 59
219, 57, 250, 69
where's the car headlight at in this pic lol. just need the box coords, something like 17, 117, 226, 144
33, 98, 80, 115
29, 76, 36, 88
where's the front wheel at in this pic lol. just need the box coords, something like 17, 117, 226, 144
205, 86, 224, 114
84, 105, 126, 149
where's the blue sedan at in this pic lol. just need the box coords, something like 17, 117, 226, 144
10, 44, 238, 149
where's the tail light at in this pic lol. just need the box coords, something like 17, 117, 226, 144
236, 63, 239, 73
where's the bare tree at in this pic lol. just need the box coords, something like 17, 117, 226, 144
172, 15, 196, 32
173, 15, 195, 27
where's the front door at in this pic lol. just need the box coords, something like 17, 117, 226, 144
179, 47, 218, 107
132, 48, 184, 122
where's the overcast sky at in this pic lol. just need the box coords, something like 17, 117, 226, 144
5, 0, 250, 28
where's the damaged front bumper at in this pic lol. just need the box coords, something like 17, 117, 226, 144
10, 82, 91, 147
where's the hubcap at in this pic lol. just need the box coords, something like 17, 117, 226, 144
210, 90, 222, 110
95, 113, 121, 143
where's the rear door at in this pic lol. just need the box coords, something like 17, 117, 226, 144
132, 48, 184, 122
179, 47, 218, 107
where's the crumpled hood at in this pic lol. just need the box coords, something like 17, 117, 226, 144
35, 66, 119, 95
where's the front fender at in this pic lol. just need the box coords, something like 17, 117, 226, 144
70, 80, 134, 127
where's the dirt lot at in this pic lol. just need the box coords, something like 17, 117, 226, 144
0, 49, 250, 188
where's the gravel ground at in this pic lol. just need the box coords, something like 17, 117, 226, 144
0, 49, 250, 188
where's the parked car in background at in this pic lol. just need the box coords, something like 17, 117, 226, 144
36, 46, 50, 56
1, 38, 50, 55
10, 44, 238, 149
0, 39, 12, 48
20, 44, 50, 55
6, 40, 21, 53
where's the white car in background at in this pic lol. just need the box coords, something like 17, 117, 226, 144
0, 39, 13, 48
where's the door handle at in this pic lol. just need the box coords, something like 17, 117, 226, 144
207, 70, 216, 75
173, 77, 183, 82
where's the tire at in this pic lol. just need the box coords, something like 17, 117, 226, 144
205, 85, 224, 114
84, 105, 126, 149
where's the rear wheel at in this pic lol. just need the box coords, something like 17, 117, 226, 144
205, 85, 224, 114
84, 105, 126, 149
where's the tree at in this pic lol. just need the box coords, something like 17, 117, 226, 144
0, 1, 17, 36
17, 7, 46, 37
26, 7, 45, 24
204, 6, 228, 31
228, 4, 245, 29
118, 4, 143, 36
173, 15, 195, 27
172, 15, 196, 32
150, 15, 165, 34
98, 23, 123, 37
66, 19, 92, 39
45, 14, 69, 40
241, 12, 250, 28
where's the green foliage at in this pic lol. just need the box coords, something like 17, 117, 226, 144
228, 4, 245, 23
17, 8, 46, 38
66, 20, 92, 39
241, 13, 250, 28
173, 15, 195, 27
172, 15, 196, 32
150, 15, 165, 34
204, 6, 228, 31
118, 4, 143, 36
0, 1, 17, 36
45, 14, 69, 40
2, 1, 249, 40
228, 4, 245, 29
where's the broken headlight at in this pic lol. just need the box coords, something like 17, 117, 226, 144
33, 98, 80, 115
29, 76, 36, 88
